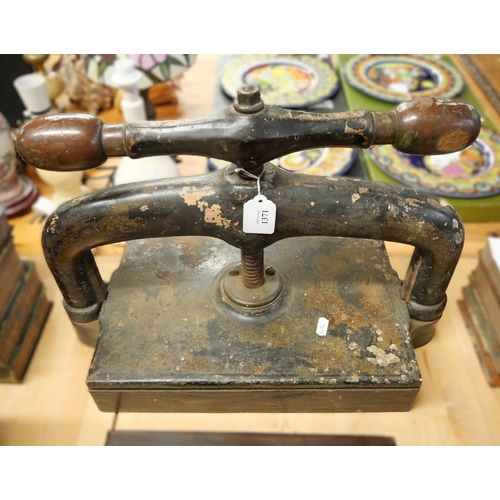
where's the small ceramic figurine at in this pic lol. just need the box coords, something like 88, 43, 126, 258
57, 54, 115, 116
111, 59, 179, 185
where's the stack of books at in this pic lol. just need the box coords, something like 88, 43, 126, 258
459, 236, 500, 386
0, 206, 52, 382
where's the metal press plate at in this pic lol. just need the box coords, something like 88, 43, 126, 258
88, 236, 421, 412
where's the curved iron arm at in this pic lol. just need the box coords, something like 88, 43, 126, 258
42, 166, 463, 325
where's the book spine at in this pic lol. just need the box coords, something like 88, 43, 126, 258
0, 242, 25, 321
480, 246, 500, 300
0, 262, 42, 365
461, 285, 500, 386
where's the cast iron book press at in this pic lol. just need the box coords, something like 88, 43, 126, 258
16, 86, 480, 413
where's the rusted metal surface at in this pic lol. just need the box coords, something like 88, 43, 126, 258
40, 164, 464, 340
88, 236, 421, 413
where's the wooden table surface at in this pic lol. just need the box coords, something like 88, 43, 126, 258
1, 55, 500, 446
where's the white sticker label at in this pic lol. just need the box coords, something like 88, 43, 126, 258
316, 317, 329, 337
243, 195, 276, 234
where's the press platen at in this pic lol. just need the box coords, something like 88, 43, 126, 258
16, 87, 480, 412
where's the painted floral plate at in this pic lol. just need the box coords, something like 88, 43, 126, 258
367, 127, 500, 198
220, 55, 340, 108
343, 54, 464, 103
209, 147, 357, 177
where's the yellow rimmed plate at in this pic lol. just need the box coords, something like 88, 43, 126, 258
368, 127, 500, 198
220, 55, 339, 108
343, 54, 464, 103
209, 147, 357, 177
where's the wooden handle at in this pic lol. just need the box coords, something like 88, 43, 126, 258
388, 98, 481, 155
16, 97, 481, 171
16, 114, 107, 171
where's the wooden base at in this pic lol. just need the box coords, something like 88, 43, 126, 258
105, 430, 396, 446
88, 236, 421, 413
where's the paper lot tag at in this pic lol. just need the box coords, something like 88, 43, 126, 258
243, 195, 276, 234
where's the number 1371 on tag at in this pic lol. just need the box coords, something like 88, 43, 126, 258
243, 195, 277, 235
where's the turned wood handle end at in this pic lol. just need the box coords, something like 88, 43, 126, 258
390, 97, 481, 155
16, 114, 108, 171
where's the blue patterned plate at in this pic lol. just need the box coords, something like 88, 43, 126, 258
220, 55, 339, 108
209, 147, 356, 177
368, 127, 500, 198
343, 54, 464, 103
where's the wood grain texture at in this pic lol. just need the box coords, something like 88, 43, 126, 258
453, 55, 500, 130
0, 242, 24, 320
105, 430, 396, 446
0, 289, 52, 382
0, 263, 42, 364
460, 251, 500, 386
459, 290, 500, 387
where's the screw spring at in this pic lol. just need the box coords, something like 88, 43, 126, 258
241, 248, 264, 288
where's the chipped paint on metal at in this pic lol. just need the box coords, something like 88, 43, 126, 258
204, 204, 231, 228
366, 345, 401, 366
180, 185, 216, 207
46, 214, 59, 233
426, 197, 443, 209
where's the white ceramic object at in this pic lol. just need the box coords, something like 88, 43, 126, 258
113, 156, 179, 185
35, 169, 87, 206
111, 59, 179, 185
13, 73, 51, 117
113, 59, 146, 121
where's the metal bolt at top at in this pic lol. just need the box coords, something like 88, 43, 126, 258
233, 85, 265, 114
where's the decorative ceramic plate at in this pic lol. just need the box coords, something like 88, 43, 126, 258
343, 54, 464, 103
209, 147, 357, 177
220, 55, 340, 108
368, 127, 500, 198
